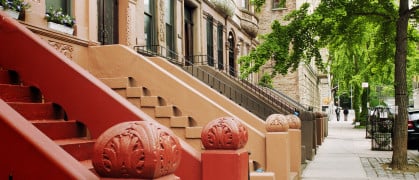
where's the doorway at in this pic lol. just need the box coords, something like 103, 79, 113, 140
98, 0, 119, 45
228, 32, 235, 76
184, 5, 194, 65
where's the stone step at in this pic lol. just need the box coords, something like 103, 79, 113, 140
185, 126, 203, 139
140, 96, 160, 107
99, 77, 130, 89
170, 116, 190, 128
32, 120, 86, 140
155, 105, 174, 117
0, 84, 40, 102
55, 138, 95, 161
126, 87, 145, 97
7, 102, 65, 120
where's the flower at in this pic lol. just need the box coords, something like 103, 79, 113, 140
0, 0, 30, 12
45, 6, 75, 28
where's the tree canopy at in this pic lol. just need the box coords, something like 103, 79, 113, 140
240, 0, 419, 170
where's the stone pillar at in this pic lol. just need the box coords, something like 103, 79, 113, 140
300, 111, 315, 160
201, 117, 249, 180
265, 114, 290, 180
323, 112, 329, 137
315, 112, 323, 146
286, 114, 302, 178
92, 121, 181, 179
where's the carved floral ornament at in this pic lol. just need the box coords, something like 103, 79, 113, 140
201, 117, 248, 150
265, 114, 289, 132
92, 121, 181, 179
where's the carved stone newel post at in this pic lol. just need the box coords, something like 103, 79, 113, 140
201, 117, 249, 180
286, 114, 302, 178
265, 114, 290, 180
92, 121, 181, 179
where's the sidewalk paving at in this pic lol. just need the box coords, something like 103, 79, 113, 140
301, 118, 419, 180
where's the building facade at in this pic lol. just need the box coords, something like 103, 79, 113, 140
256, 0, 329, 111
12, 0, 259, 80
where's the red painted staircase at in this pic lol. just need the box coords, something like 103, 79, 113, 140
0, 68, 95, 169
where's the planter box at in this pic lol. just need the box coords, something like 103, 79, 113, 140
47, 22, 74, 35
4, 9, 19, 19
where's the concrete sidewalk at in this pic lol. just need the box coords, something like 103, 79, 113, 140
301, 119, 419, 180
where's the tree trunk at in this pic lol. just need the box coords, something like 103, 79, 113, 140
391, 0, 409, 170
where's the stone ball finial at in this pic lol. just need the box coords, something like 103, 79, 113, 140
92, 121, 181, 179
286, 114, 301, 129
201, 117, 248, 150
265, 114, 289, 132
315, 112, 323, 118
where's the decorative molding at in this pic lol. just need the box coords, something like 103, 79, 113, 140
126, 7, 134, 46
22, 21, 95, 47
158, 0, 165, 44
47, 40, 74, 59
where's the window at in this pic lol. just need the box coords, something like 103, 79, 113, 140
144, 0, 155, 50
46, 0, 72, 15
165, 0, 175, 58
217, 24, 223, 70
206, 16, 214, 66
273, 0, 286, 9
241, 0, 249, 10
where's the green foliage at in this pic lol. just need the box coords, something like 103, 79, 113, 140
250, 0, 265, 12
45, 6, 75, 28
258, 73, 273, 88
0, 0, 30, 12
239, 3, 325, 78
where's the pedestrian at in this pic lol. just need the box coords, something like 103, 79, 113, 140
343, 108, 349, 121
335, 107, 340, 121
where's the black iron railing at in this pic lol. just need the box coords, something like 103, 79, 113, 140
133, 44, 304, 118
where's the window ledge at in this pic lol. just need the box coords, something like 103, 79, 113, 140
272, 7, 288, 11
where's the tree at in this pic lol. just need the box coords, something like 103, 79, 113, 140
239, 0, 418, 170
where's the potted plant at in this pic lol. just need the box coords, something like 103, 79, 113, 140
45, 6, 75, 35
0, 0, 30, 19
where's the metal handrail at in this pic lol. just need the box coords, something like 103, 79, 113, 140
133, 44, 301, 117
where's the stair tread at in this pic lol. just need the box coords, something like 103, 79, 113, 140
0, 84, 36, 102
55, 138, 96, 145
31, 119, 73, 123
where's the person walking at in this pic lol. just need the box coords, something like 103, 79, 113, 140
343, 108, 349, 121
335, 107, 341, 121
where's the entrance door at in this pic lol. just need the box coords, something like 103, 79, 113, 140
184, 6, 194, 65
98, 0, 118, 45
228, 32, 235, 76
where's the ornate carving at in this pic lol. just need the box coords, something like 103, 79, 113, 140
92, 121, 181, 179
286, 114, 301, 129
265, 114, 289, 132
31, 0, 40, 3
47, 40, 73, 59
158, 0, 165, 43
126, 5, 135, 46
201, 117, 248, 150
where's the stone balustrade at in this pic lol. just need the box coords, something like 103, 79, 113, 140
239, 9, 259, 38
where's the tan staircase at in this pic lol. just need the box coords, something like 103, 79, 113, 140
99, 77, 203, 151
0, 68, 95, 170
